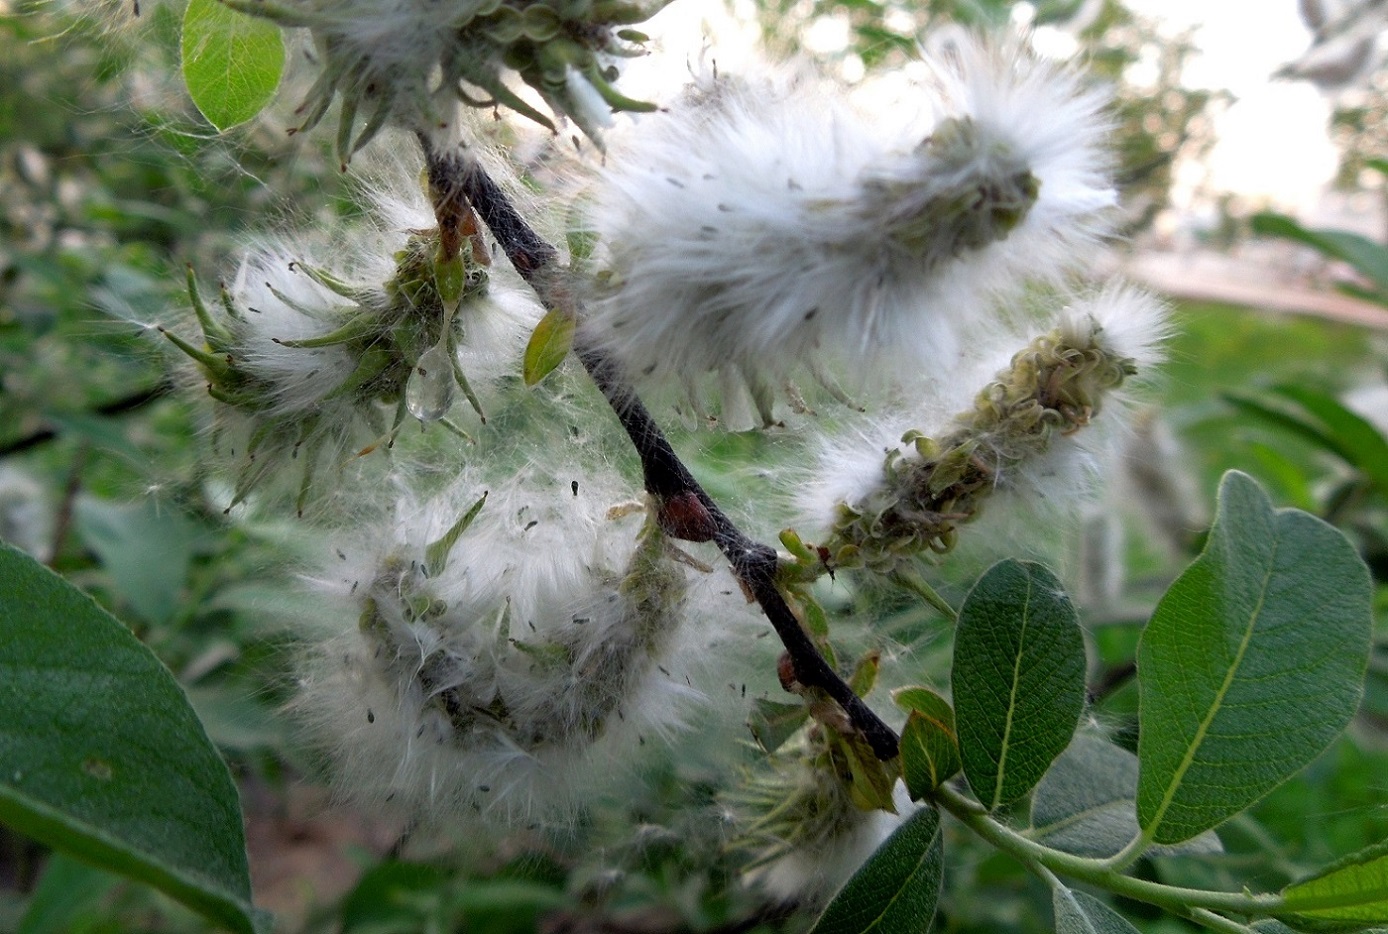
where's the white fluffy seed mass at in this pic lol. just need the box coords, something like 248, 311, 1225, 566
753, 784, 918, 906
802, 283, 1168, 541
582, 32, 1115, 390
292, 465, 706, 824
223, 244, 384, 416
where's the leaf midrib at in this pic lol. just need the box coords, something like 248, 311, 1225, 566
853, 818, 941, 934
1145, 539, 1277, 839
992, 573, 1034, 811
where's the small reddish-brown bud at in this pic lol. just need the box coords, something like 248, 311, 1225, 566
777, 652, 802, 693
656, 491, 718, 542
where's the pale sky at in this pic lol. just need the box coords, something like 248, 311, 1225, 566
1125, 0, 1341, 211
635, 1, 1343, 214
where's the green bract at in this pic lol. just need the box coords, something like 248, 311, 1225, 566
163, 230, 490, 513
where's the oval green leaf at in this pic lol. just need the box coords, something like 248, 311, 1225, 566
0, 543, 266, 934
522, 308, 576, 386
1054, 888, 1142, 934
809, 804, 943, 934
181, 0, 285, 131
952, 560, 1086, 810
1031, 734, 1221, 859
893, 688, 961, 799
1136, 471, 1373, 845
1280, 838, 1388, 928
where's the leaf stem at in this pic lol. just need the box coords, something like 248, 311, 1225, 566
1103, 831, 1154, 872
418, 138, 900, 761
890, 569, 958, 622
1186, 907, 1256, 934
931, 783, 1284, 923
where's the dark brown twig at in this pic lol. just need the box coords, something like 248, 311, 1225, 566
1088, 660, 1138, 705
0, 380, 171, 459
422, 140, 899, 761
49, 442, 89, 565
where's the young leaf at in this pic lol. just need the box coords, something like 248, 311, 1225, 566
1279, 837, 1388, 928
827, 729, 899, 814
424, 490, 488, 577
893, 688, 961, 799
849, 650, 881, 696
1031, 734, 1221, 859
952, 560, 1086, 810
522, 308, 576, 386
181, 0, 285, 131
808, 804, 943, 934
748, 698, 809, 754
0, 543, 267, 934
1136, 471, 1372, 844
1053, 888, 1142, 934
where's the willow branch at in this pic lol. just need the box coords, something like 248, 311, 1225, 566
420, 139, 899, 761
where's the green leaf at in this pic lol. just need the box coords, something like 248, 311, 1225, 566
1030, 734, 1221, 859
952, 560, 1086, 810
1251, 212, 1388, 292
1223, 390, 1346, 461
451, 878, 570, 934
185, 685, 285, 753
522, 308, 575, 386
893, 688, 961, 798
181, 0, 285, 131
1053, 888, 1142, 934
828, 729, 899, 814
1136, 471, 1373, 844
1226, 384, 1388, 495
566, 228, 598, 266
1280, 837, 1388, 927
849, 650, 880, 696
425, 490, 488, 577
1268, 384, 1388, 493
0, 543, 266, 934
44, 412, 146, 464
1336, 280, 1388, 306
748, 698, 808, 754
808, 804, 943, 934
339, 860, 450, 932
18, 853, 121, 934
73, 495, 204, 627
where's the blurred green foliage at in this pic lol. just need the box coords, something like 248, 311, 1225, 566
1, 1, 1387, 932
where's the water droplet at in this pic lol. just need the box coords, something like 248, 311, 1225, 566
405, 340, 455, 422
